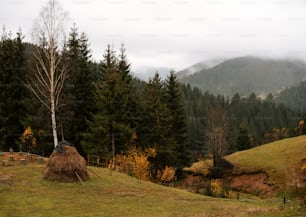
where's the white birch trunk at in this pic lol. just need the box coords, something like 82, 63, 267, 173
50, 88, 58, 148
27, 0, 68, 148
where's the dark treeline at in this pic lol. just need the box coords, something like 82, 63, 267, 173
182, 86, 300, 159
0, 27, 304, 175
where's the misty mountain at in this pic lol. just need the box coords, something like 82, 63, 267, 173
132, 66, 172, 81
176, 58, 225, 78
178, 56, 306, 97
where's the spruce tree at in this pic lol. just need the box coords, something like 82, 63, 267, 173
143, 72, 172, 170
0, 30, 27, 151
60, 24, 94, 152
164, 71, 190, 173
82, 44, 134, 157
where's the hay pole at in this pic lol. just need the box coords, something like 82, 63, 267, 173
74, 171, 84, 185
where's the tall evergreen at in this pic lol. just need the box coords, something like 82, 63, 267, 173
164, 71, 190, 172
117, 44, 139, 130
82, 44, 134, 156
0, 30, 27, 151
143, 72, 173, 170
60, 24, 94, 152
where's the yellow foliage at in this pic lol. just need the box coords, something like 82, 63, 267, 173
19, 126, 37, 152
133, 155, 151, 181
115, 146, 156, 181
301, 163, 306, 172
210, 179, 223, 197
157, 166, 176, 184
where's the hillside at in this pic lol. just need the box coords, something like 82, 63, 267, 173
179, 56, 306, 97
275, 81, 306, 113
185, 136, 306, 198
0, 161, 305, 216
176, 58, 225, 78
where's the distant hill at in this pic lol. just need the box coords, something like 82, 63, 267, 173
179, 56, 306, 98
176, 58, 225, 78
132, 66, 172, 81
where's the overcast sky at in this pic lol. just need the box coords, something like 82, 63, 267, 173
1, 0, 306, 76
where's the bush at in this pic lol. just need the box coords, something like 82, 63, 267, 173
210, 179, 223, 197
204, 179, 231, 198
157, 166, 176, 184
115, 147, 156, 181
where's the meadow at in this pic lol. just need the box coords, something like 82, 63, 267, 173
0, 162, 305, 217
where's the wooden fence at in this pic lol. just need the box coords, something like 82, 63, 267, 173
86, 155, 110, 168
86, 154, 133, 175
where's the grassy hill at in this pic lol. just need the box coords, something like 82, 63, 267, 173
0, 161, 305, 216
185, 136, 306, 198
227, 136, 306, 180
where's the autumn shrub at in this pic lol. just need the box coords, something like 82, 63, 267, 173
157, 166, 176, 184
19, 126, 37, 152
210, 179, 223, 197
115, 147, 156, 181
133, 154, 151, 180
204, 179, 228, 198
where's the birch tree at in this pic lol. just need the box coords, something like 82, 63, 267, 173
26, 0, 69, 148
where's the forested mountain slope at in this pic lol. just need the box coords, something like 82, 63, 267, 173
179, 56, 306, 97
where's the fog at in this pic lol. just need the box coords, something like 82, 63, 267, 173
1, 0, 306, 75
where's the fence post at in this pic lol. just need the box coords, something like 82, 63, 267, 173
97, 157, 100, 167
87, 154, 89, 166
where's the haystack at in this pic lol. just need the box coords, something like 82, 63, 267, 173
43, 145, 89, 182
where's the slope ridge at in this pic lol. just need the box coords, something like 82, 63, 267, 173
179, 56, 306, 97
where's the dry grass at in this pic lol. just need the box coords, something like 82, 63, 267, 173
183, 159, 213, 176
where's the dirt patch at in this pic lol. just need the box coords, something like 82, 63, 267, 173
0, 174, 15, 181
225, 172, 277, 196
179, 174, 209, 192
179, 171, 277, 196
107, 190, 146, 197
0, 174, 15, 185
0, 152, 46, 164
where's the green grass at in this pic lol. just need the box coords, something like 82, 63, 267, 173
226, 136, 306, 186
0, 163, 305, 217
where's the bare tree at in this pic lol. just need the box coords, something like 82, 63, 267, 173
26, 0, 69, 148
206, 106, 229, 177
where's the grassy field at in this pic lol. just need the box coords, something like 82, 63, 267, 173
0, 162, 305, 217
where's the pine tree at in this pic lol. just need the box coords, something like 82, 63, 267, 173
117, 43, 138, 129
82, 44, 134, 157
0, 30, 27, 151
164, 71, 190, 173
143, 72, 172, 171
59, 24, 94, 152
